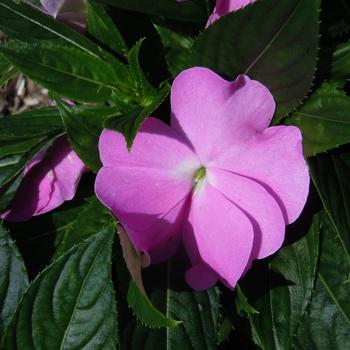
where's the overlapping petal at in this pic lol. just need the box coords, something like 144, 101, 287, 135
215, 125, 309, 224
207, 168, 285, 259
171, 68, 275, 164
184, 184, 254, 289
1, 137, 85, 222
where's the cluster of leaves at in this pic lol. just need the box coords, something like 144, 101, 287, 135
0, 0, 349, 348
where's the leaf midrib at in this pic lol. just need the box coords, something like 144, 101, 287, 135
244, 0, 301, 74
0, 1, 100, 59
294, 111, 350, 125
59, 234, 110, 350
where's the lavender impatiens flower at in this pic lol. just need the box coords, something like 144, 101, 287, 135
40, 0, 87, 32
95, 67, 309, 290
1, 137, 86, 222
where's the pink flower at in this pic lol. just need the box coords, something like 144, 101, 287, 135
95, 67, 309, 290
1, 137, 86, 222
40, 0, 87, 32
207, 0, 256, 25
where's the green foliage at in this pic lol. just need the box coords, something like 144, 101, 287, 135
57, 102, 121, 171
124, 281, 221, 349
0, 223, 28, 339
0, 41, 123, 103
331, 40, 350, 87
193, 0, 320, 121
248, 213, 320, 350
87, 0, 128, 56
53, 196, 113, 259
3, 226, 118, 350
285, 83, 350, 157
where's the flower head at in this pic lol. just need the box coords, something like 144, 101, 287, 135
95, 67, 309, 290
1, 137, 86, 222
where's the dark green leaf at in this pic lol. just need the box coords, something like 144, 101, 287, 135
249, 213, 320, 350
193, 0, 320, 121
57, 102, 120, 171
0, 41, 122, 103
235, 284, 258, 316
0, 223, 28, 338
122, 259, 221, 350
3, 225, 118, 349
101, 0, 208, 22
285, 83, 350, 157
296, 212, 350, 349
0, 174, 23, 213
117, 225, 178, 328
104, 83, 170, 148
331, 41, 350, 87
87, 0, 128, 56
53, 196, 113, 259
127, 39, 157, 101
155, 24, 195, 77
0, 108, 63, 140
0, 0, 102, 58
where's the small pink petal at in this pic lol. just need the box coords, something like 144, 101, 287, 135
171, 68, 275, 164
185, 264, 218, 291
208, 168, 285, 259
215, 125, 309, 224
1, 137, 86, 222
184, 183, 254, 289
207, 0, 257, 25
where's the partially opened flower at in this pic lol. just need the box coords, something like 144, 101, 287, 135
207, 0, 257, 25
1, 137, 86, 222
95, 67, 309, 290
40, 0, 87, 32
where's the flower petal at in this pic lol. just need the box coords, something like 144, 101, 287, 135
170, 68, 275, 164
215, 125, 309, 224
184, 183, 254, 289
1, 138, 85, 222
125, 197, 190, 264
208, 168, 285, 259
185, 264, 218, 291
95, 165, 192, 231
99, 117, 200, 173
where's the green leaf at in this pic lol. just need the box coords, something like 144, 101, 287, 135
56, 102, 120, 171
193, 0, 320, 121
235, 285, 258, 316
0, 108, 63, 140
53, 196, 113, 259
248, 213, 320, 350
285, 83, 350, 157
295, 212, 350, 349
122, 259, 221, 350
87, 0, 128, 56
117, 225, 178, 328
0, 174, 23, 213
0, 0, 102, 58
3, 225, 118, 350
0, 223, 28, 339
331, 41, 350, 87
104, 83, 170, 148
101, 0, 208, 22
0, 41, 122, 103
155, 24, 195, 77
295, 150, 350, 349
